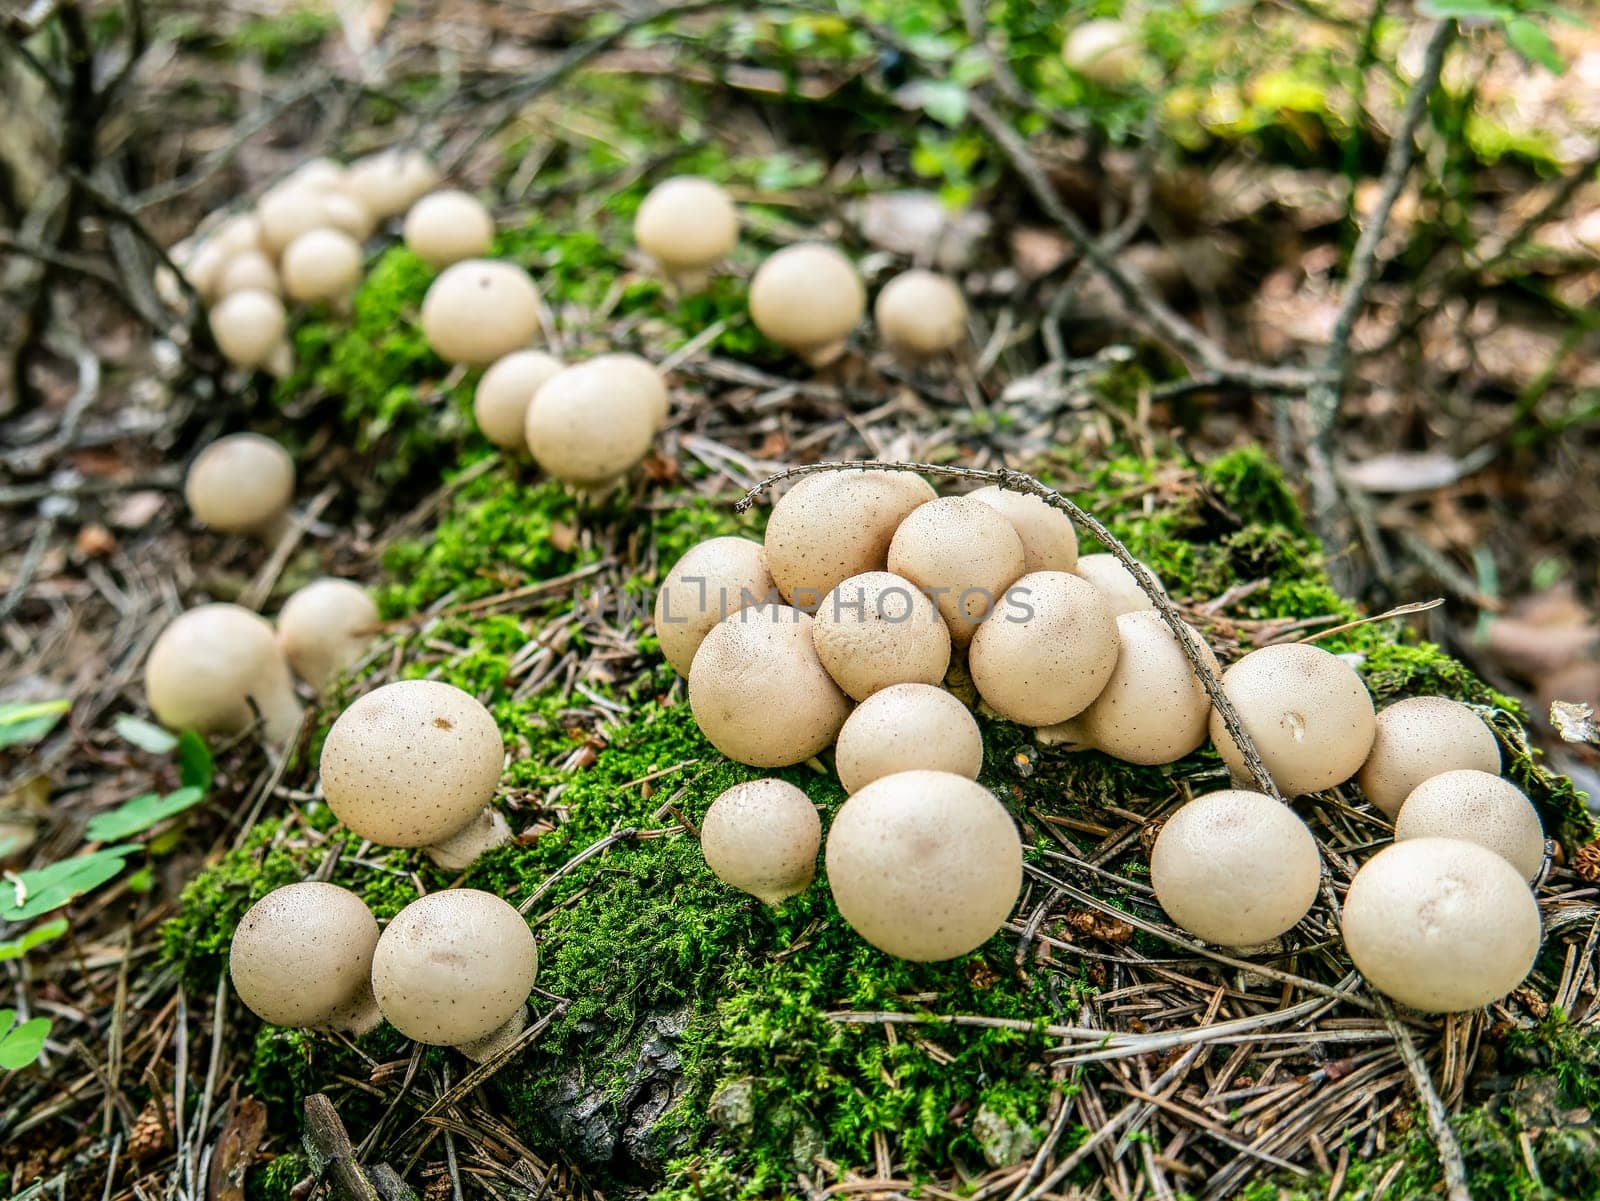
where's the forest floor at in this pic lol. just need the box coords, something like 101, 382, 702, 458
5, 3, 1600, 1200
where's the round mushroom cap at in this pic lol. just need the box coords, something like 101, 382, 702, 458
1209, 644, 1376, 796
634, 176, 739, 272
320, 680, 504, 847
1395, 770, 1545, 881
874, 269, 968, 357
205, 213, 264, 258
473, 350, 563, 450
887, 496, 1028, 647
343, 148, 441, 220
184, 432, 295, 535
700, 779, 820, 904
215, 250, 280, 298
182, 238, 230, 300
749, 243, 865, 361
281, 227, 362, 303
834, 684, 982, 795
524, 360, 658, 486
283, 158, 346, 194
421, 259, 541, 366
1341, 837, 1541, 1012
1076, 611, 1219, 765
1074, 553, 1163, 616
277, 578, 380, 692
688, 604, 851, 767
1062, 18, 1141, 85
1150, 790, 1320, 945
230, 882, 377, 1028
585, 353, 669, 429
655, 536, 776, 677
1357, 696, 1501, 817
968, 571, 1118, 725
144, 604, 303, 742
968, 486, 1078, 573
372, 889, 536, 1045
403, 189, 495, 268
825, 770, 1021, 961
319, 192, 377, 242
209, 289, 287, 368
764, 469, 935, 606
809, 571, 950, 701
258, 187, 331, 257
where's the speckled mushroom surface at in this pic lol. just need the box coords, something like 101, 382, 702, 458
700, 779, 821, 904
687, 604, 850, 767
1150, 790, 1321, 946
1075, 611, 1219, 765
1357, 696, 1501, 818
1074, 553, 1163, 616
144, 604, 303, 742
420, 259, 541, 366
473, 350, 563, 450
654, 537, 776, 678
371, 890, 537, 1046
833, 684, 983, 795
1394, 769, 1545, 881
887, 496, 1028, 647
968, 486, 1079, 573
811, 571, 951, 701
1208, 642, 1376, 796
184, 432, 295, 535
524, 360, 659, 486
319, 680, 504, 847
229, 882, 379, 1031
825, 770, 1022, 961
1341, 837, 1541, 1013
763, 470, 935, 606
968, 570, 1118, 725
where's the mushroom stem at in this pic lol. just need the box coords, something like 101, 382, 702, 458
664, 266, 712, 295
322, 981, 384, 1037
799, 339, 849, 368
1033, 716, 1092, 752
253, 685, 306, 745
455, 1003, 528, 1063
424, 807, 512, 871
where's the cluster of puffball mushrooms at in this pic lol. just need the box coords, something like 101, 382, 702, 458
149, 151, 1550, 1057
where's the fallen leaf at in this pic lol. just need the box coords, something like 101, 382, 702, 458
207, 1096, 267, 1201
1341, 451, 1479, 494
1551, 700, 1600, 745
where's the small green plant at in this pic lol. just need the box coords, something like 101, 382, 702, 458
0, 699, 68, 749
0, 1009, 51, 1071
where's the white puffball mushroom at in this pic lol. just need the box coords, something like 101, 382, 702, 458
812, 571, 951, 701
887, 496, 1027, 647
209, 289, 287, 369
655, 537, 776, 677
215, 250, 280, 298
969, 571, 1118, 725
474, 350, 563, 451
634, 175, 739, 291
206, 213, 264, 258
319, 191, 377, 242
1209, 643, 1377, 796
1062, 18, 1142, 86
1341, 837, 1541, 1013
585, 353, 669, 430
688, 604, 851, 767
403, 189, 495, 268
184, 432, 295, 539
1150, 790, 1321, 946
1072, 611, 1219, 765
420, 259, 541, 366
281, 227, 363, 305
749, 242, 866, 366
1395, 769, 1545, 882
277, 578, 380, 693
144, 604, 304, 742
1074, 553, 1164, 616
319, 680, 510, 869
229, 882, 382, 1035
764, 469, 935, 607
283, 157, 346, 195
826, 770, 1021, 961
524, 360, 659, 487
258, 187, 331, 258
343, 148, 441, 220
371, 890, 537, 1062
1357, 696, 1501, 818
968, 486, 1078, 573
834, 684, 982, 795
700, 779, 820, 904
183, 238, 231, 301
874, 269, 968, 358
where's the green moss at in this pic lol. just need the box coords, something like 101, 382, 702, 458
245, 1151, 310, 1201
